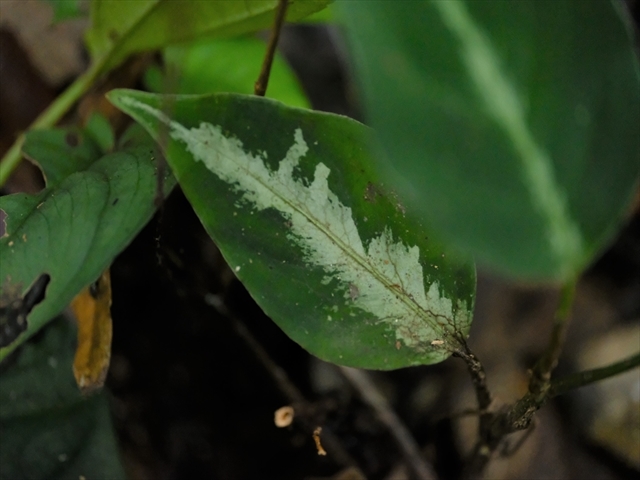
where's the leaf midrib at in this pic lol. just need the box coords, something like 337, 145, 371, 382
206, 137, 453, 332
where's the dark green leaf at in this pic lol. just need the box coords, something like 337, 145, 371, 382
0, 317, 124, 480
23, 128, 102, 188
86, 0, 333, 73
85, 112, 115, 153
337, 0, 640, 280
108, 89, 476, 370
0, 125, 175, 360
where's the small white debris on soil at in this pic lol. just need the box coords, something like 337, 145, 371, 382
274, 406, 294, 427
313, 427, 327, 455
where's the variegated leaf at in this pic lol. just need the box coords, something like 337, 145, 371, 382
108, 90, 476, 369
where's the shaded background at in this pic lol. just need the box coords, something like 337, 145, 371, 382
1, 1, 639, 478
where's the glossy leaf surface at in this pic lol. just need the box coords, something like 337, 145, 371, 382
0, 125, 174, 360
0, 317, 124, 479
338, 0, 640, 280
109, 89, 476, 369
86, 0, 333, 73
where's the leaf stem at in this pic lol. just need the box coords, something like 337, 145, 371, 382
454, 342, 493, 412
502, 280, 577, 433
462, 280, 578, 478
528, 280, 577, 399
550, 352, 640, 397
254, 0, 289, 96
0, 61, 104, 187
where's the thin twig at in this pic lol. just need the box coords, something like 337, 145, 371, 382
452, 342, 496, 477
204, 294, 357, 469
339, 366, 439, 480
453, 343, 492, 413
549, 352, 640, 398
449, 340, 496, 479
254, 0, 289, 96
209, 295, 304, 403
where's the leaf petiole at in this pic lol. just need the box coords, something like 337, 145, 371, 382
550, 351, 640, 397
254, 0, 290, 97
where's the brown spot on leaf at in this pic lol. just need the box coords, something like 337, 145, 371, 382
364, 182, 381, 203
349, 283, 360, 301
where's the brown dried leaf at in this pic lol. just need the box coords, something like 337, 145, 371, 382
71, 269, 112, 394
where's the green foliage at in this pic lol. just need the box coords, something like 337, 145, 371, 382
45, 0, 85, 23
145, 37, 309, 108
0, 125, 175, 360
22, 128, 102, 187
0, 0, 635, 375
86, 0, 333, 73
108, 89, 476, 369
84, 112, 115, 153
1, 0, 639, 475
337, 0, 640, 281
0, 318, 125, 480
301, 4, 334, 23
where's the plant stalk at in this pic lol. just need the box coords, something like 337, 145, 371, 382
530, 280, 577, 396
504, 280, 577, 432
0, 61, 105, 187
463, 280, 578, 479
550, 351, 640, 397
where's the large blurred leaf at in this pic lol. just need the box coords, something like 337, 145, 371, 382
0, 125, 175, 360
86, 0, 333, 73
301, 4, 334, 23
44, 0, 85, 23
337, 0, 640, 281
0, 317, 124, 480
108, 89, 476, 370
145, 37, 309, 108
